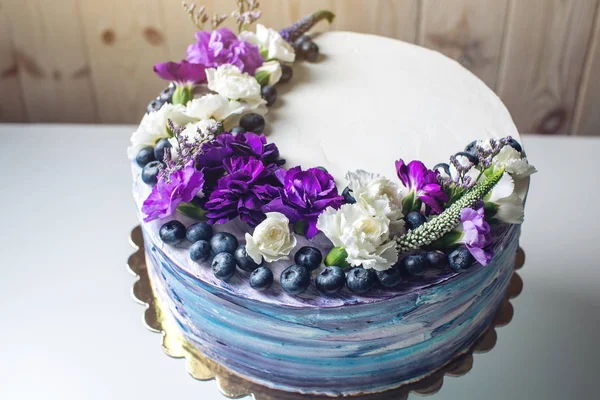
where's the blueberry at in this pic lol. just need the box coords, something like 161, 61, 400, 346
230, 126, 246, 136
448, 247, 475, 272
455, 151, 478, 165
211, 252, 237, 281
342, 186, 356, 204
234, 244, 261, 272
376, 267, 403, 288
433, 163, 451, 177
426, 250, 448, 269
146, 98, 163, 113
316, 266, 345, 295
186, 222, 213, 243
293, 34, 311, 50
154, 138, 172, 162
210, 232, 239, 255
136, 146, 156, 168
280, 265, 311, 295
141, 160, 163, 186
190, 240, 211, 262
402, 254, 427, 276
300, 40, 319, 62
294, 246, 323, 271
159, 83, 175, 102
249, 266, 273, 291
239, 113, 265, 134
279, 64, 293, 84
159, 220, 186, 245
464, 140, 478, 156
405, 211, 426, 231
346, 267, 376, 293
506, 138, 522, 153
261, 85, 277, 106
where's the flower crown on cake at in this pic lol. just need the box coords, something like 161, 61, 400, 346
129, 1, 536, 296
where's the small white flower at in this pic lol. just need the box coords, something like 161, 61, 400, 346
168, 119, 218, 154
316, 204, 398, 271
239, 24, 296, 62
487, 173, 525, 224
493, 146, 537, 179
345, 170, 405, 233
255, 60, 283, 85
127, 104, 192, 160
206, 64, 265, 107
245, 212, 297, 264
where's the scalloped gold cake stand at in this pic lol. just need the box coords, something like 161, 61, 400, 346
127, 226, 525, 399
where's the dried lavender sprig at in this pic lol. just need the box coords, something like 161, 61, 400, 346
182, 2, 209, 30
280, 10, 336, 43
232, 0, 262, 33
449, 154, 475, 189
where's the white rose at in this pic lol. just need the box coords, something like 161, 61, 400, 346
493, 146, 537, 179
239, 24, 296, 62
486, 173, 524, 224
345, 170, 405, 233
316, 204, 398, 271
255, 60, 283, 86
245, 212, 297, 264
206, 64, 265, 107
127, 103, 192, 160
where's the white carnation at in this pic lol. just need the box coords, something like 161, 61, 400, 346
206, 64, 265, 107
316, 204, 398, 271
487, 173, 525, 224
245, 213, 297, 264
345, 170, 405, 233
493, 146, 537, 179
239, 24, 296, 62
127, 104, 192, 160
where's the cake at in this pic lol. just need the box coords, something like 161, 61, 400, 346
128, 5, 536, 397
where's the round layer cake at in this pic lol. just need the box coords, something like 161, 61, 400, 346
131, 31, 529, 396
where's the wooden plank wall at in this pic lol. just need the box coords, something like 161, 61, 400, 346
1, 0, 600, 135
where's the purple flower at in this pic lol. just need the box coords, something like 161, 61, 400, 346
264, 167, 344, 239
142, 163, 205, 222
395, 159, 448, 214
204, 157, 280, 226
187, 28, 264, 75
196, 132, 284, 190
153, 60, 207, 84
458, 205, 493, 266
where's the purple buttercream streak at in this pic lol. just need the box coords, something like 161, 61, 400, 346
187, 28, 264, 75
264, 167, 344, 239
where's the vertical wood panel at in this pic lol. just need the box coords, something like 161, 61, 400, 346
573, 5, 600, 135
418, 0, 509, 90
79, 0, 171, 123
0, 4, 27, 122
4, 0, 96, 122
498, 0, 598, 135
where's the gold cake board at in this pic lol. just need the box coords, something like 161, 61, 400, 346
127, 226, 525, 399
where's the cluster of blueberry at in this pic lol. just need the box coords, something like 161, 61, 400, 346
146, 83, 176, 114
292, 34, 320, 62
135, 138, 173, 187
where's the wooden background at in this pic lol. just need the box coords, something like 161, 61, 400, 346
1, 0, 600, 135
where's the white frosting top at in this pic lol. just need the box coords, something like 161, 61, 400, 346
267, 31, 520, 185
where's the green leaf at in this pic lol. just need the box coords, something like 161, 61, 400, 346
431, 230, 463, 249
255, 70, 270, 86
325, 247, 350, 268
177, 202, 207, 221
293, 220, 307, 236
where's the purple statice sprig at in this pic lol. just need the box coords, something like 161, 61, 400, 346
182, 2, 228, 30
158, 119, 219, 184
279, 10, 336, 43
449, 153, 475, 189
231, 0, 262, 33
475, 136, 513, 169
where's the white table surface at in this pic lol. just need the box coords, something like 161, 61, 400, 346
0, 124, 599, 400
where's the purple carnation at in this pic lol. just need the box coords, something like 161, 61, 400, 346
395, 159, 448, 214
187, 28, 264, 75
204, 157, 280, 226
264, 167, 344, 239
142, 163, 205, 222
196, 132, 284, 190
458, 205, 493, 266
153, 60, 207, 84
